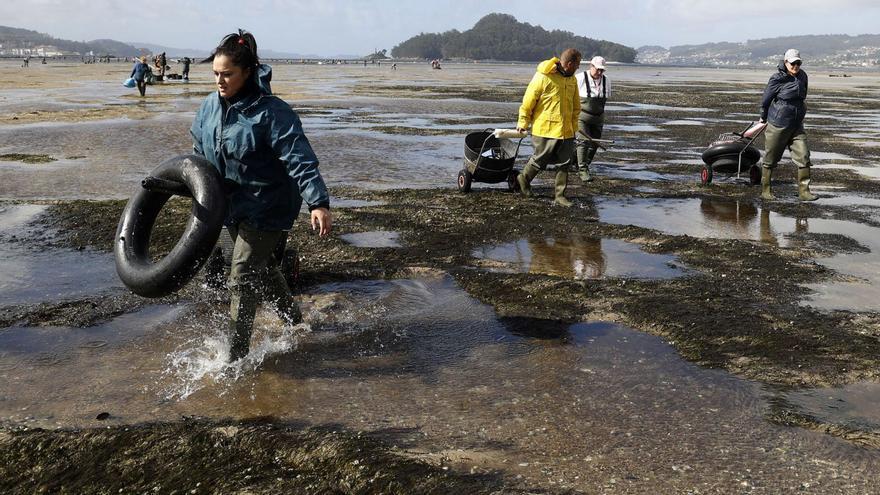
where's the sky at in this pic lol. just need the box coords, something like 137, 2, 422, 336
3, 0, 880, 56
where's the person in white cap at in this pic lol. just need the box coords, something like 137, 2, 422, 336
758, 48, 817, 201
574, 55, 610, 183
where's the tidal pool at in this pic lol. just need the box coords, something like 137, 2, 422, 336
597, 197, 880, 311
472, 237, 687, 279
0, 274, 877, 490
0, 204, 120, 305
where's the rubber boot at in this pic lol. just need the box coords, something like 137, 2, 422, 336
554, 170, 572, 207
579, 163, 593, 183
761, 167, 775, 201
228, 318, 252, 363
797, 167, 818, 201
517, 163, 540, 198
228, 288, 257, 363
266, 269, 302, 326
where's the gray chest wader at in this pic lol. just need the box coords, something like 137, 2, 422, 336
577, 75, 607, 179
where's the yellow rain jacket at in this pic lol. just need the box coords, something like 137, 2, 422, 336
517, 57, 580, 139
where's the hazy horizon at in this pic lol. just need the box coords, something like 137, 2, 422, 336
3, 0, 880, 57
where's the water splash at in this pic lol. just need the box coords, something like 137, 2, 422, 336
161, 316, 310, 401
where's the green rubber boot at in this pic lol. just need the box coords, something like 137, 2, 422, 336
517, 163, 540, 198
554, 169, 572, 207
228, 288, 257, 363
797, 167, 818, 201
761, 167, 775, 201
579, 164, 593, 183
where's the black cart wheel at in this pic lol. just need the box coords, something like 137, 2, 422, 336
457, 169, 472, 193
749, 164, 761, 185
507, 170, 520, 192
700, 165, 713, 185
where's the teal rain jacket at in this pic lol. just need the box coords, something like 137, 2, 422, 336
190, 64, 329, 231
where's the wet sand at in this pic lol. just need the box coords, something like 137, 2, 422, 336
2, 60, 880, 493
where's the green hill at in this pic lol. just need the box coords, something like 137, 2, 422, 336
0, 25, 141, 57
391, 13, 636, 63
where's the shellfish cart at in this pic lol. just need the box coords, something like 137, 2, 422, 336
458, 129, 525, 193
700, 122, 767, 185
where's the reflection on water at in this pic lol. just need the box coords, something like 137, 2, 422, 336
0, 274, 877, 489
783, 381, 880, 431
0, 204, 120, 304
473, 237, 686, 279
339, 230, 402, 248
599, 197, 880, 311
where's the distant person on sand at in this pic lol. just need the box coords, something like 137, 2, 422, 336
130, 56, 150, 97
155, 52, 167, 80
574, 56, 610, 183
190, 29, 332, 363
759, 48, 817, 201
181, 57, 191, 80
516, 48, 581, 207
22, 56, 30, 67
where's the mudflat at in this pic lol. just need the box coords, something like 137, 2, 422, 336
2, 60, 880, 494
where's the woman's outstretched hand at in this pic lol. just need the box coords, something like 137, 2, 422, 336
311, 207, 332, 236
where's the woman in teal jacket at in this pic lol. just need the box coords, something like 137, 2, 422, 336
191, 30, 332, 363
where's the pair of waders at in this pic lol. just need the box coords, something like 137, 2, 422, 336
760, 123, 817, 201
227, 223, 301, 362
576, 74, 607, 183
516, 136, 575, 207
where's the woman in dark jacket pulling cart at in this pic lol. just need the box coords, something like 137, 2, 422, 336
759, 48, 817, 201
191, 30, 332, 363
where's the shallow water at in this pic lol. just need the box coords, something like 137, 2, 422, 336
597, 197, 880, 311
339, 230, 402, 248
472, 237, 686, 279
0, 204, 120, 305
1, 274, 878, 489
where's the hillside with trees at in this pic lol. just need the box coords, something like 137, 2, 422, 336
637, 34, 880, 67
391, 13, 636, 63
0, 25, 141, 57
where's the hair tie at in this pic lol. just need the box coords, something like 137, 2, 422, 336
238, 37, 245, 45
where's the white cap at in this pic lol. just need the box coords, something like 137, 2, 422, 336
784, 48, 802, 63
590, 56, 606, 70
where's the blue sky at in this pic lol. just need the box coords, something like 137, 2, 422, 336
4, 0, 880, 56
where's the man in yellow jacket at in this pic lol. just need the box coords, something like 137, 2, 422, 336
516, 48, 582, 207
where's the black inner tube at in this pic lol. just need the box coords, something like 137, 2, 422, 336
114, 155, 226, 298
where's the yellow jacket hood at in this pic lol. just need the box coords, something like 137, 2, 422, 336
536, 57, 560, 75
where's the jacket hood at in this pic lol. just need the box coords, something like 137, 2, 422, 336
254, 63, 273, 94
537, 57, 560, 75
776, 60, 788, 73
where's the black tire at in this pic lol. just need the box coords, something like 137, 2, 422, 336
749, 164, 762, 185
700, 165, 713, 185
507, 170, 520, 192
457, 169, 472, 193
114, 154, 227, 298
701, 141, 761, 166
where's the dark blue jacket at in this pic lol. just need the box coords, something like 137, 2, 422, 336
760, 61, 808, 130
130, 61, 149, 81
190, 64, 330, 231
